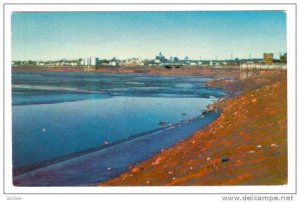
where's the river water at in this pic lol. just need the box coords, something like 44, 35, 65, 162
12, 72, 225, 186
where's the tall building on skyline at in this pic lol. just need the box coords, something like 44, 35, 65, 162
81, 57, 100, 66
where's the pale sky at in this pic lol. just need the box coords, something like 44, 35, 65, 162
12, 11, 287, 60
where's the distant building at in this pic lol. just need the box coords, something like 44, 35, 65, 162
91, 57, 99, 66
280, 53, 287, 63
81, 58, 88, 66
189, 62, 197, 66
154, 59, 160, 64
263, 53, 273, 64
81, 57, 100, 66
109, 61, 118, 66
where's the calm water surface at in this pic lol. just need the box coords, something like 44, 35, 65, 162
12, 72, 225, 183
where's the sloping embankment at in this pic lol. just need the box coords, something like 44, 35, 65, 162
102, 70, 287, 185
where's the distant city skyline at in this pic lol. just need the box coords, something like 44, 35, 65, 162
12, 11, 287, 61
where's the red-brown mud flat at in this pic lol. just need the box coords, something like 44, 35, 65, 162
101, 70, 287, 186
12, 66, 240, 79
